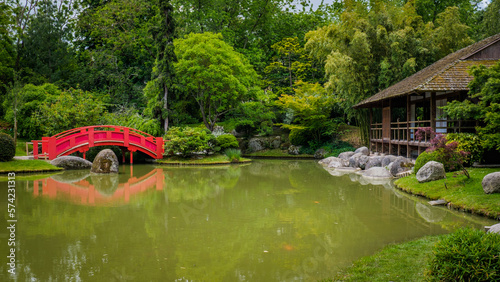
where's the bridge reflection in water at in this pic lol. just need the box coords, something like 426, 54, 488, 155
31, 167, 164, 206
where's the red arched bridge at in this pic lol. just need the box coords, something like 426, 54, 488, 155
32, 125, 164, 163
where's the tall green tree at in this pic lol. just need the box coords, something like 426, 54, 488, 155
442, 61, 500, 151
174, 32, 260, 131
20, 0, 78, 85
144, 0, 176, 132
277, 81, 338, 144
264, 37, 324, 95
483, 0, 500, 38
75, 0, 157, 105
304, 0, 473, 144
0, 2, 15, 116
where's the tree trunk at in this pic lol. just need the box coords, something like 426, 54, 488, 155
163, 84, 169, 132
289, 53, 292, 89
13, 116, 17, 145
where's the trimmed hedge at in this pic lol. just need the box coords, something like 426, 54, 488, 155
216, 134, 239, 150
0, 133, 15, 162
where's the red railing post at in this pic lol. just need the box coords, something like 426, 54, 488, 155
32, 140, 39, 159
124, 127, 129, 147
156, 137, 164, 159
88, 127, 94, 147
42, 137, 49, 159
48, 136, 57, 160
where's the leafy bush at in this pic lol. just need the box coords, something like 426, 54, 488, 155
32, 88, 107, 137
164, 127, 214, 157
289, 127, 309, 146
234, 119, 256, 136
103, 107, 162, 137
446, 133, 483, 165
3, 83, 61, 139
427, 228, 500, 281
216, 134, 239, 150
0, 133, 15, 161
415, 128, 469, 172
232, 101, 276, 136
322, 140, 356, 157
224, 148, 242, 162
414, 151, 437, 173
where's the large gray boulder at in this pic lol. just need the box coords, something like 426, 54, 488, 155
354, 146, 370, 156
416, 161, 445, 183
248, 138, 266, 152
91, 149, 119, 173
482, 172, 500, 194
390, 156, 413, 176
288, 145, 301, 155
365, 156, 382, 170
327, 158, 348, 168
51, 156, 92, 170
338, 151, 355, 160
362, 167, 393, 178
318, 157, 336, 166
382, 155, 398, 167
270, 136, 281, 149
349, 153, 369, 169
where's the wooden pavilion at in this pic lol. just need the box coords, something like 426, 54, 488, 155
354, 33, 500, 158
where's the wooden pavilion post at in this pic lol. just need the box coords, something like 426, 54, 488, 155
431, 92, 436, 139
406, 94, 410, 158
369, 108, 373, 153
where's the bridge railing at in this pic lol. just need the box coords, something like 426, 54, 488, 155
52, 125, 155, 140
32, 125, 164, 161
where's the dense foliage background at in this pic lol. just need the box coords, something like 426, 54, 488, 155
1, 0, 499, 150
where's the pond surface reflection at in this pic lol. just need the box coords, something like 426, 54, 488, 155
0, 160, 496, 281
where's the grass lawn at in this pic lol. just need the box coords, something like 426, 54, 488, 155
15, 139, 32, 156
157, 154, 251, 165
14, 139, 34, 156
0, 159, 63, 173
395, 168, 500, 219
243, 149, 314, 158
328, 235, 441, 281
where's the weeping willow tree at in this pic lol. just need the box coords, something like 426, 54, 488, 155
304, 0, 473, 145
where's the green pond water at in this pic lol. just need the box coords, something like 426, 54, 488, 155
0, 160, 497, 281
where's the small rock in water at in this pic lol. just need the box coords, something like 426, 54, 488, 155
428, 199, 447, 206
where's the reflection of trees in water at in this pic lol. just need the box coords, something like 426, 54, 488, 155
165, 166, 241, 202
9, 162, 497, 281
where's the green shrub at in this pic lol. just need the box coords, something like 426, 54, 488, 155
446, 133, 484, 165
289, 128, 309, 146
259, 120, 274, 136
0, 133, 15, 162
234, 119, 256, 136
414, 151, 437, 173
322, 140, 356, 157
216, 134, 239, 150
164, 127, 214, 157
427, 228, 500, 281
224, 148, 241, 162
